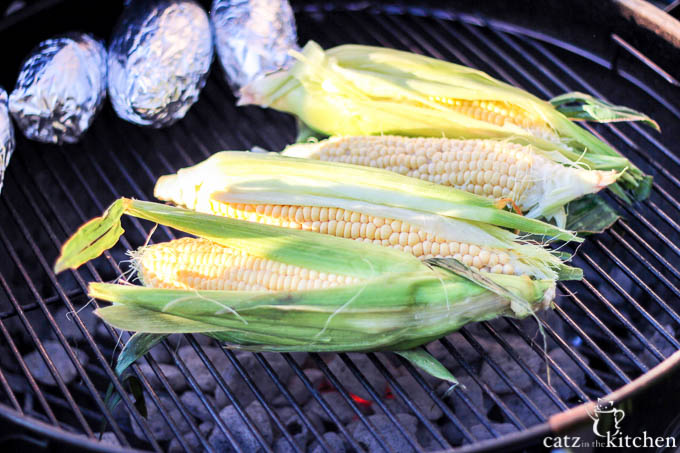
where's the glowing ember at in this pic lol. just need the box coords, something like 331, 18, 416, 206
350, 393, 373, 407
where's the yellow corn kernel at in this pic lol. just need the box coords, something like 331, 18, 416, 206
137, 237, 359, 291
207, 200, 515, 275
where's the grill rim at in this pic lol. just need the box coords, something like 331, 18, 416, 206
1, 1, 680, 451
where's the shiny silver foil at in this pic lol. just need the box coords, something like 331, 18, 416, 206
108, 0, 213, 127
211, 0, 299, 91
0, 88, 14, 194
9, 33, 107, 144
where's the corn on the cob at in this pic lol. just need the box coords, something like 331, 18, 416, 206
427, 98, 558, 142
137, 237, 361, 291
54, 198, 558, 358
241, 41, 652, 202
283, 136, 619, 225
209, 201, 519, 275
154, 151, 582, 281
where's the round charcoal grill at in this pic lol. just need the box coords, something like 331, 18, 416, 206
1, 0, 680, 451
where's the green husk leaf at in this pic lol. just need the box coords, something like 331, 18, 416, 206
556, 264, 583, 281
425, 258, 546, 317
55, 198, 423, 279
550, 92, 660, 131
395, 349, 458, 385
54, 199, 126, 274
565, 194, 621, 234
91, 267, 554, 352
103, 333, 167, 421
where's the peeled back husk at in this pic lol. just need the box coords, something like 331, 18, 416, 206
53, 198, 557, 384
154, 151, 583, 280
241, 41, 653, 202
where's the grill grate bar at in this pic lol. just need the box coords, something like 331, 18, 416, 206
26, 140, 223, 449
284, 354, 365, 452
139, 357, 203, 453
206, 359, 274, 453
551, 301, 627, 387
579, 251, 680, 350
437, 336, 524, 434
645, 197, 680, 234
0, 214, 95, 437
176, 339, 257, 453
0, 290, 85, 320
616, 203, 680, 262
0, 368, 21, 413
558, 282, 645, 376
248, 351, 320, 453
396, 348, 517, 438
338, 353, 439, 450
593, 234, 680, 324
0, 316, 58, 422
610, 34, 680, 87
481, 324, 567, 411
578, 275, 663, 360
8, 152, 165, 450
18, 143, 210, 450
455, 329, 538, 427
309, 353, 399, 453
503, 318, 591, 401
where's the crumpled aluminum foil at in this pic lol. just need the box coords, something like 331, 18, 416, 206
108, 0, 213, 128
211, 0, 299, 91
8, 33, 107, 144
0, 88, 15, 194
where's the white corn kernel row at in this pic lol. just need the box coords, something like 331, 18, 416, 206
305, 136, 553, 211
209, 200, 516, 275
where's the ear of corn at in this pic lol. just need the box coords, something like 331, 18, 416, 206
54, 198, 424, 279
240, 41, 652, 202
91, 269, 554, 352
154, 151, 582, 281
282, 135, 620, 226
54, 198, 556, 374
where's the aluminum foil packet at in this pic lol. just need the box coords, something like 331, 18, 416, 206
108, 0, 213, 128
9, 33, 107, 144
211, 0, 299, 91
0, 88, 14, 194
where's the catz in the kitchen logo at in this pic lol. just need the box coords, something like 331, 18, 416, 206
543, 398, 677, 449
588, 398, 625, 440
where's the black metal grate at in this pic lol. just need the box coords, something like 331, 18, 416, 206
1, 3, 679, 452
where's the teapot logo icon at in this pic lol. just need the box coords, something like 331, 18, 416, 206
588, 398, 625, 438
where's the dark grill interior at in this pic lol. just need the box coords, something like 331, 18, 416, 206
1, 3, 679, 452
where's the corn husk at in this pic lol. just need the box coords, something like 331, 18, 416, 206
282, 136, 622, 228
241, 41, 654, 203
55, 198, 558, 384
154, 151, 583, 280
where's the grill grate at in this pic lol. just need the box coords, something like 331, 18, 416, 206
1, 3, 679, 452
